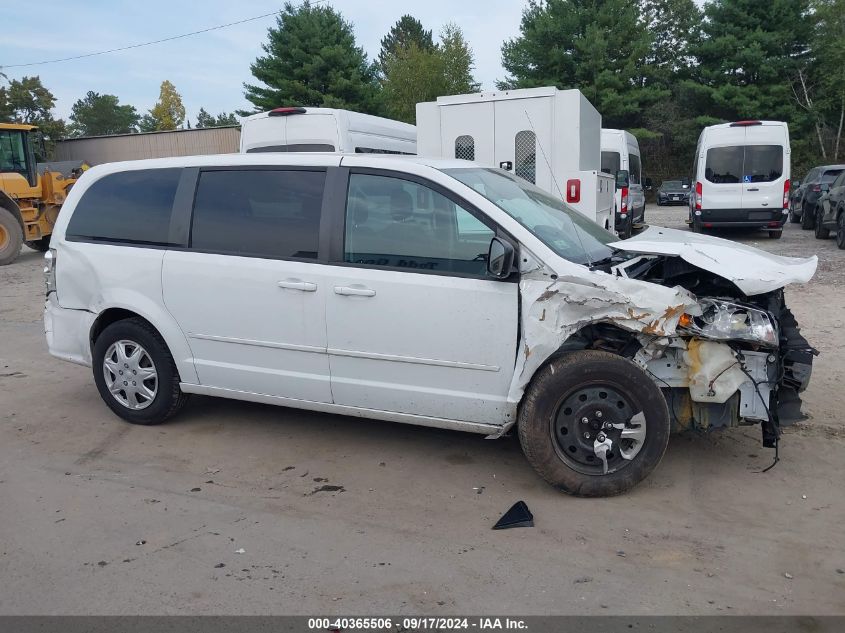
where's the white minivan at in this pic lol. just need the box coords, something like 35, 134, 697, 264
689, 120, 790, 238
601, 129, 646, 239
239, 107, 417, 155
44, 153, 817, 496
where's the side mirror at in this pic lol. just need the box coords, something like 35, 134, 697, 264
791, 179, 801, 188
615, 170, 630, 189
644, 177, 653, 189
487, 237, 514, 279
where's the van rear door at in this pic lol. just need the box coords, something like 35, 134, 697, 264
741, 125, 786, 212
702, 126, 745, 210
438, 102, 495, 165
492, 97, 553, 191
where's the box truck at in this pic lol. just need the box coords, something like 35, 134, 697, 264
416, 87, 615, 231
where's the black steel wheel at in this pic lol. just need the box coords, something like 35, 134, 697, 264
518, 350, 671, 497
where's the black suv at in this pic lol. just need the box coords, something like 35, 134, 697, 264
790, 164, 845, 229
656, 179, 691, 206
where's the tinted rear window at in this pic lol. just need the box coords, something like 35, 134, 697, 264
821, 169, 844, 183
66, 168, 181, 244
601, 151, 620, 174
705, 145, 783, 183
190, 169, 325, 259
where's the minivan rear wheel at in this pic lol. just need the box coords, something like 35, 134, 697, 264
92, 318, 189, 425
517, 351, 671, 497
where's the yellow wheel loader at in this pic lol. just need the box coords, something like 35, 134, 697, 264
0, 123, 84, 265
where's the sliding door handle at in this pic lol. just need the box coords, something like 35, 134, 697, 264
334, 285, 376, 297
278, 280, 317, 292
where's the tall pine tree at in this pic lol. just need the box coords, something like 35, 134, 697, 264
377, 15, 434, 76
500, 0, 666, 129
244, 1, 380, 114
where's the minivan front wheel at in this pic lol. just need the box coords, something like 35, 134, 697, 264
518, 351, 670, 497
92, 318, 188, 425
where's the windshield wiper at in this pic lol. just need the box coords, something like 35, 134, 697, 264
588, 249, 628, 270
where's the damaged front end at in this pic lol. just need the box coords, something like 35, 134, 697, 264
508, 228, 817, 454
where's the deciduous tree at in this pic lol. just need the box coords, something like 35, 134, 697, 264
149, 80, 186, 131
68, 91, 140, 136
382, 23, 479, 123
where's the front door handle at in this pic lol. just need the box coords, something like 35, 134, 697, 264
278, 279, 317, 292
334, 285, 376, 297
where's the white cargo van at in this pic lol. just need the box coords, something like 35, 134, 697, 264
689, 120, 790, 238
601, 129, 646, 239
416, 88, 615, 231
239, 107, 417, 155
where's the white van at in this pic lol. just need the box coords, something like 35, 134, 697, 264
239, 107, 417, 155
44, 154, 816, 497
689, 121, 790, 238
601, 129, 646, 239
416, 88, 615, 231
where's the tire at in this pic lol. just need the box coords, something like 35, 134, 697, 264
517, 350, 671, 497
691, 218, 703, 233
801, 203, 815, 230
769, 230, 783, 239
25, 236, 52, 252
837, 211, 845, 250
814, 206, 830, 239
92, 317, 189, 425
0, 209, 23, 266
789, 201, 801, 223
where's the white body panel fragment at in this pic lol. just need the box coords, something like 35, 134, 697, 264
612, 226, 817, 296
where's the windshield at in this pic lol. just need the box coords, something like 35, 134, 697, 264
0, 130, 28, 177
443, 167, 616, 266
662, 180, 683, 189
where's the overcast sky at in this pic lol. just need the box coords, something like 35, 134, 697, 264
1, 0, 529, 123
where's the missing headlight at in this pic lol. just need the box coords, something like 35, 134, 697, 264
680, 298, 778, 346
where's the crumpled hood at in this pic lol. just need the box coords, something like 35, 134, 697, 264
610, 226, 818, 296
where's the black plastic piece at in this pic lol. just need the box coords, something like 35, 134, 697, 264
492, 501, 534, 530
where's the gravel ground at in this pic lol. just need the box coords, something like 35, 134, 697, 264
1, 208, 843, 615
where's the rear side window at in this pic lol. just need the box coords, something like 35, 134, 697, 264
191, 169, 325, 259
629, 154, 642, 184
66, 168, 181, 244
706, 145, 783, 183
601, 151, 620, 175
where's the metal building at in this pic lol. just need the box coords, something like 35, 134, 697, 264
54, 126, 241, 165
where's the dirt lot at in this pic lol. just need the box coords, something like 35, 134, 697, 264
1, 206, 844, 615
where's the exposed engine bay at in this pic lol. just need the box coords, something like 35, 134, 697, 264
604, 246, 816, 449
506, 225, 818, 463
